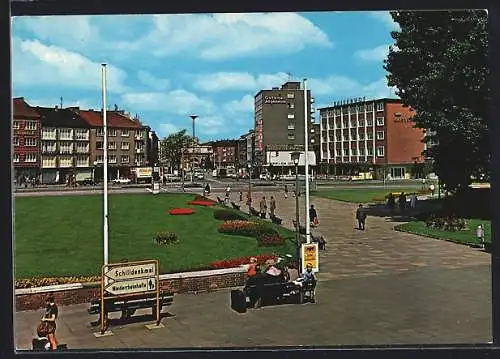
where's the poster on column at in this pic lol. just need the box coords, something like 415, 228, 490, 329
301, 243, 319, 273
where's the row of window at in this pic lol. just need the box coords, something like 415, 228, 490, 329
42, 128, 90, 140
96, 142, 143, 151
96, 128, 144, 138
94, 155, 132, 163
321, 117, 385, 129
323, 146, 385, 157
13, 153, 37, 162
321, 102, 384, 117
13, 120, 37, 130
42, 143, 89, 153
322, 131, 385, 142
13, 137, 37, 146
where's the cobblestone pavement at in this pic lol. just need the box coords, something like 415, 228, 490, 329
15, 190, 492, 349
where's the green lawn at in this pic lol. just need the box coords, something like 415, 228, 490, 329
312, 187, 427, 203
395, 219, 491, 246
14, 193, 296, 279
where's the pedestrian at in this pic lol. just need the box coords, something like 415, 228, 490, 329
410, 192, 418, 209
239, 191, 243, 202
387, 193, 395, 214
225, 185, 231, 203
429, 184, 435, 197
309, 205, 319, 226
41, 295, 58, 350
284, 184, 289, 199
259, 196, 267, 219
205, 183, 211, 195
398, 192, 407, 212
356, 204, 367, 230
269, 196, 276, 217
246, 191, 252, 207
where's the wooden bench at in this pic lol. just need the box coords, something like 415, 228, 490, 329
88, 291, 174, 326
270, 215, 283, 225
249, 207, 260, 216
231, 201, 241, 210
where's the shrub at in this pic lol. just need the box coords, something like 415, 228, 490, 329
425, 214, 468, 232
194, 195, 215, 203
257, 234, 285, 246
209, 254, 278, 269
217, 220, 279, 238
213, 209, 247, 221
16, 276, 101, 289
154, 231, 179, 245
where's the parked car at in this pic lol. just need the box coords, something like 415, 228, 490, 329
194, 172, 205, 180
113, 178, 131, 184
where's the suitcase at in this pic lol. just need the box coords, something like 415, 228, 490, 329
230, 289, 247, 313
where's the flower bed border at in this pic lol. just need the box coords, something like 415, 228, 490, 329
16, 267, 247, 311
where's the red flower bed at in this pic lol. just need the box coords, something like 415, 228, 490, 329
168, 208, 194, 215
258, 234, 286, 246
188, 200, 216, 207
209, 254, 279, 269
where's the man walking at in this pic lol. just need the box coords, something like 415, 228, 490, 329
356, 204, 367, 230
284, 184, 289, 199
269, 196, 277, 217
259, 196, 268, 219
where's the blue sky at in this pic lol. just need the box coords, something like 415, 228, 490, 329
11, 12, 399, 142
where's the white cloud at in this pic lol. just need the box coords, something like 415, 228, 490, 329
223, 95, 254, 113
354, 44, 390, 62
367, 11, 401, 31
192, 71, 289, 92
137, 70, 170, 91
12, 38, 129, 93
121, 90, 215, 115
12, 16, 98, 49
26, 98, 99, 110
158, 123, 181, 137
115, 13, 332, 61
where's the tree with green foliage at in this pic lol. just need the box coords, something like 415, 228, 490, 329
384, 10, 489, 192
159, 130, 193, 173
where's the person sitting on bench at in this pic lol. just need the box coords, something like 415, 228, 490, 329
32, 322, 51, 351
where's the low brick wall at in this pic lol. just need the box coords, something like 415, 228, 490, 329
16, 268, 246, 312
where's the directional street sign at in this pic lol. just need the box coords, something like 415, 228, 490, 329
104, 277, 157, 296
104, 262, 157, 281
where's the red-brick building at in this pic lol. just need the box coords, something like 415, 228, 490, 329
12, 97, 41, 182
319, 98, 425, 179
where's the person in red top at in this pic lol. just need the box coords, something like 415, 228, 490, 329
247, 257, 258, 277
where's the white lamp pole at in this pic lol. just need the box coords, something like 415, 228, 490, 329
101, 64, 109, 265
303, 78, 311, 244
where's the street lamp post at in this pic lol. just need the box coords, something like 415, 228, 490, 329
189, 115, 198, 182
247, 162, 252, 211
291, 151, 301, 271
303, 78, 311, 244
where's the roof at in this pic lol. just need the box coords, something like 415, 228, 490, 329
77, 109, 142, 129
13, 97, 40, 119
318, 97, 402, 111
33, 106, 90, 128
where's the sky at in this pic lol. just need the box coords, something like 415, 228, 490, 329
11, 11, 400, 142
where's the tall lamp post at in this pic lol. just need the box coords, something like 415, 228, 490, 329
189, 115, 198, 182
291, 151, 301, 271
247, 162, 252, 210
303, 78, 311, 244
101, 63, 109, 267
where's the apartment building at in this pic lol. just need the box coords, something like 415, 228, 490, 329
12, 97, 41, 181
211, 140, 239, 169
319, 98, 425, 179
77, 109, 148, 180
254, 81, 315, 165
33, 106, 91, 184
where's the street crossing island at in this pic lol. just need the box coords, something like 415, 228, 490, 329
114, 267, 154, 277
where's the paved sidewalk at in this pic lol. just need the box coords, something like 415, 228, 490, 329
15, 190, 492, 349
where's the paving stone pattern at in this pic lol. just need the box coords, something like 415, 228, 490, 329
15, 190, 492, 349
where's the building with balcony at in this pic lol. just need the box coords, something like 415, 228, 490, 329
76, 108, 147, 181
12, 97, 41, 181
33, 106, 92, 184
319, 98, 425, 179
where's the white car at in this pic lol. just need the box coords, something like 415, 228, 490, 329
113, 178, 131, 184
